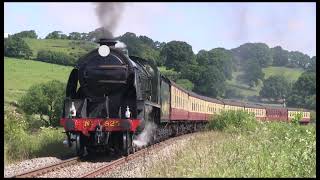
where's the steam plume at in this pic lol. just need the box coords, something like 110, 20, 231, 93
133, 122, 157, 148
115, 41, 127, 49
95, 2, 125, 38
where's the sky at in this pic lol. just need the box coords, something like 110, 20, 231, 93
4, 2, 316, 57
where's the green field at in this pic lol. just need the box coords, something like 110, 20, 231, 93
24, 38, 97, 59
4, 57, 72, 106
226, 67, 304, 98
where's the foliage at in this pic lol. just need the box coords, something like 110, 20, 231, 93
291, 111, 303, 125
160, 41, 196, 72
239, 60, 265, 88
176, 79, 194, 91
287, 51, 311, 69
158, 66, 181, 81
4, 35, 33, 59
4, 109, 73, 164
271, 46, 289, 66
68, 32, 82, 40
37, 50, 76, 66
287, 72, 316, 110
196, 48, 233, 80
231, 43, 273, 68
310, 111, 316, 123
224, 86, 244, 99
207, 110, 257, 133
12, 30, 38, 39
19, 80, 66, 127
24, 37, 97, 60
306, 56, 316, 73
118, 32, 164, 65
45, 31, 68, 39
259, 75, 291, 100
194, 65, 226, 97
148, 122, 316, 177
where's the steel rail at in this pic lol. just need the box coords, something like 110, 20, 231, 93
81, 133, 194, 178
9, 156, 80, 178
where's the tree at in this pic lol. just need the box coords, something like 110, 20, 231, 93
287, 72, 316, 110
13, 30, 38, 39
19, 80, 66, 127
306, 56, 316, 73
288, 51, 311, 69
196, 48, 233, 80
176, 79, 194, 91
158, 66, 181, 81
239, 60, 264, 88
80, 33, 88, 40
4, 35, 33, 59
119, 32, 143, 57
231, 43, 273, 67
194, 65, 226, 98
60, 34, 68, 39
259, 75, 291, 100
160, 41, 195, 72
224, 86, 244, 99
45, 31, 63, 39
69, 32, 82, 40
271, 46, 289, 66
37, 50, 76, 66
45, 31, 68, 39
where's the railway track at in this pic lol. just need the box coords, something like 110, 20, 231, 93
9, 132, 198, 178
9, 156, 81, 178
81, 133, 195, 178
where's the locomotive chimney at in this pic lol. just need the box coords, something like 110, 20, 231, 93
98, 38, 117, 47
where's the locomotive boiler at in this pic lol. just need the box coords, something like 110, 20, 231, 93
60, 39, 161, 156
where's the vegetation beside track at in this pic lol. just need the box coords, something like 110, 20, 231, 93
147, 111, 316, 177
4, 108, 74, 165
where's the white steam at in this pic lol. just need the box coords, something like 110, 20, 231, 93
133, 122, 157, 148
115, 41, 127, 49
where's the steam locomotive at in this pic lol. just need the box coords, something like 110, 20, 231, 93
60, 39, 310, 157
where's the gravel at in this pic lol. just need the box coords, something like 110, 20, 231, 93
4, 132, 199, 178
4, 157, 63, 178
98, 133, 196, 178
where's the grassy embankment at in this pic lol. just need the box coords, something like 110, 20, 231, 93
24, 38, 97, 60
147, 111, 316, 177
4, 57, 74, 165
226, 67, 304, 98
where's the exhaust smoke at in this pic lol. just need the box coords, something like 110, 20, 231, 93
95, 2, 125, 38
133, 122, 157, 148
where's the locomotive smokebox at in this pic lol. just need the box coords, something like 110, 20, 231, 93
98, 38, 117, 47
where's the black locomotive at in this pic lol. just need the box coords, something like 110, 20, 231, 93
60, 39, 162, 156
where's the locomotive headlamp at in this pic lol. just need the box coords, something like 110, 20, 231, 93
98, 45, 110, 57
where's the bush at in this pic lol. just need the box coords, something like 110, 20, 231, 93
207, 110, 258, 133
4, 35, 33, 59
4, 109, 29, 164
37, 50, 76, 66
4, 109, 74, 165
310, 111, 316, 123
19, 80, 66, 127
291, 112, 303, 125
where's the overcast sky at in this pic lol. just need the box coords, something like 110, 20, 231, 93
4, 2, 316, 56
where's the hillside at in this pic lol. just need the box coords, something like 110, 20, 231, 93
23, 38, 97, 59
226, 67, 304, 98
4, 57, 73, 108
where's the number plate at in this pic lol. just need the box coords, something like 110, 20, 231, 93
104, 120, 120, 127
